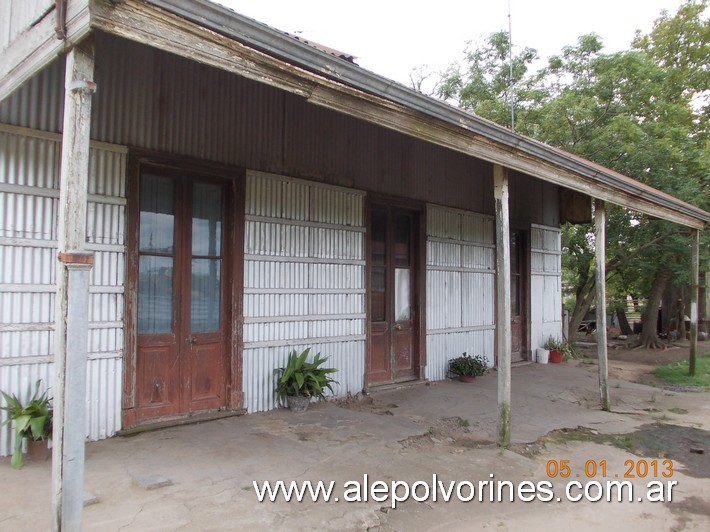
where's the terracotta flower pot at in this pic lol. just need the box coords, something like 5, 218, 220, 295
458, 375, 477, 383
549, 350, 565, 363
26, 439, 51, 463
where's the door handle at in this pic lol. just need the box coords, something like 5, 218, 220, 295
189, 336, 197, 345
394, 324, 402, 331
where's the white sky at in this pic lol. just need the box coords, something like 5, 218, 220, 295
214, 0, 686, 87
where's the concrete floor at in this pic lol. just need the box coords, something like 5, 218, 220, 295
1, 361, 708, 531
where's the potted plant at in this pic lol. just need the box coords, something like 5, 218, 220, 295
274, 348, 338, 412
1, 380, 53, 469
544, 337, 565, 363
449, 352, 489, 382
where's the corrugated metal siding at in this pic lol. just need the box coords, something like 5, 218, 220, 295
0, 35, 505, 215
425, 205, 496, 381
243, 171, 366, 412
0, 0, 54, 51
530, 224, 563, 351
0, 125, 126, 455
0, 56, 65, 132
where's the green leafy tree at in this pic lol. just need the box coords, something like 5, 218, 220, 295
426, 1, 709, 349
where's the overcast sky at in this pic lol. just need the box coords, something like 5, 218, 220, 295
214, 0, 686, 87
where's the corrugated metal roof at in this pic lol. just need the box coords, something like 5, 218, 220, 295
144, 0, 709, 229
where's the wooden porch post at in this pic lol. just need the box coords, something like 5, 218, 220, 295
494, 164, 512, 448
689, 229, 699, 376
52, 44, 96, 532
594, 199, 610, 411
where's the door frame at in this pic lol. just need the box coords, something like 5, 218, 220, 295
122, 151, 245, 428
364, 194, 427, 389
493, 224, 531, 367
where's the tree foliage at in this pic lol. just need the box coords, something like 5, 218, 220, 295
427, 0, 709, 346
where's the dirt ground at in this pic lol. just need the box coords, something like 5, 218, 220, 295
1, 343, 708, 531
575, 338, 706, 388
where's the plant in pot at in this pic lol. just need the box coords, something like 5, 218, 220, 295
1, 380, 53, 469
274, 348, 338, 412
449, 352, 489, 382
544, 337, 565, 363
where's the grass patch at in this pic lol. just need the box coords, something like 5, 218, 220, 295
654, 353, 710, 389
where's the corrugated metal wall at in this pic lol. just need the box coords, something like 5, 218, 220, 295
425, 205, 496, 381
0, 35, 515, 218
0, 124, 125, 456
0, 33, 563, 433
243, 171, 366, 412
530, 224, 563, 351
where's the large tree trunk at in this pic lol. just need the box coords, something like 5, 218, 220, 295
639, 269, 672, 348
569, 276, 596, 340
617, 308, 632, 335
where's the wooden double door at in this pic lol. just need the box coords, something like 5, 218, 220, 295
367, 206, 421, 384
133, 169, 231, 422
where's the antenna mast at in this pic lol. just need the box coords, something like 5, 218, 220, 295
508, 0, 515, 131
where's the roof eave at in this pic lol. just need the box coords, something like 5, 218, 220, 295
107, 0, 709, 228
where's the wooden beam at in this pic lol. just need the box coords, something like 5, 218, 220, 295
52, 44, 95, 532
88, 0, 707, 230
494, 165, 512, 448
594, 199, 610, 411
689, 229, 699, 376
0, 0, 91, 102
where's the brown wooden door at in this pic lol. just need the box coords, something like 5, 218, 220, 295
510, 230, 526, 363
368, 207, 419, 384
135, 171, 229, 422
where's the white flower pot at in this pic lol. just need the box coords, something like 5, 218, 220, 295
536, 348, 550, 364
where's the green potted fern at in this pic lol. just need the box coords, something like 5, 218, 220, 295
449, 352, 489, 382
274, 348, 338, 412
1, 380, 53, 469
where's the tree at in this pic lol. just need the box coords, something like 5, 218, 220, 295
428, 1, 709, 349
436, 31, 540, 131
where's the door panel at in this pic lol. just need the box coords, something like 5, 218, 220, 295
185, 182, 225, 411
136, 343, 179, 416
510, 231, 526, 363
367, 206, 419, 384
135, 171, 228, 422
393, 213, 415, 378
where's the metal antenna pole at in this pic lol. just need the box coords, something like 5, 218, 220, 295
508, 0, 515, 131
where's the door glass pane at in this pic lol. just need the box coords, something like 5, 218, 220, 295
138, 255, 173, 334
510, 233, 519, 273
395, 268, 410, 321
371, 267, 386, 322
192, 183, 223, 256
371, 210, 387, 265
139, 175, 175, 253
191, 258, 221, 332
395, 215, 410, 267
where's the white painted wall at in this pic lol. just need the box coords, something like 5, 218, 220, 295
242, 171, 366, 412
0, 125, 125, 456
425, 205, 496, 381
530, 224, 563, 350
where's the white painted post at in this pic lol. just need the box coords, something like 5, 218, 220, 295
594, 199, 610, 411
494, 165, 512, 448
52, 44, 96, 532
689, 229, 699, 376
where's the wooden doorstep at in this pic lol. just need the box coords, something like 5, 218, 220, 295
117, 409, 247, 437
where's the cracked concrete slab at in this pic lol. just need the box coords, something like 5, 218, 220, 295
0, 361, 707, 531
131, 474, 174, 490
